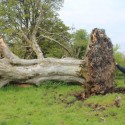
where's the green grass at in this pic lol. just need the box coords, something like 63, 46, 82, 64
115, 78, 125, 87
0, 80, 125, 125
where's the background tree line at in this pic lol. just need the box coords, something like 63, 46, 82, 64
114, 44, 125, 79
0, 0, 88, 59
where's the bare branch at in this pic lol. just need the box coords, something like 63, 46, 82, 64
0, 38, 83, 66
0, 38, 19, 60
20, 29, 44, 59
39, 34, 72, 56
20, 29, 31, 44
32, 0, 43, 37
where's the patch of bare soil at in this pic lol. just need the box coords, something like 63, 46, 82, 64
113, 87, 125, 94
17, 83, 31, 87
73, 86, 125, 102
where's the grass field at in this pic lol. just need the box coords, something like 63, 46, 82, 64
0, 80, 125, 125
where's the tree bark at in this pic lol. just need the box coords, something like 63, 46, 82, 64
0, 28, 116, 97
0, 58, 84, 87
20, 1, 44, 59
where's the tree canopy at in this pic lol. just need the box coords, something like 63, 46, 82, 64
0, 0, 71, 58
70, 29, 89, 59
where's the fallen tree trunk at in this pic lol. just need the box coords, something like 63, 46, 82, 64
0, 37, 86, 87
0, 28, 116, 96
0, 57, 85, 87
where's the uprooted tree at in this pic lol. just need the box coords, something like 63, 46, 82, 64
0, 1, 116, 97
0, 28, 116, 97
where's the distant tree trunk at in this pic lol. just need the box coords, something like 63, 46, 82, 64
0, 28, 115, 97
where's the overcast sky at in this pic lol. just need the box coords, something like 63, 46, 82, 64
59, 0, 125, 52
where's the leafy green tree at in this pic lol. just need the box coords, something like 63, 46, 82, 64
0, 0, 71, 58
38, 8, 71, 58
71, 29, 89, 59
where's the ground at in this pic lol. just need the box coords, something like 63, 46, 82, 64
0, 80, 125, 125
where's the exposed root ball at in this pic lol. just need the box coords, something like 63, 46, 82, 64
85, 28, 115, 95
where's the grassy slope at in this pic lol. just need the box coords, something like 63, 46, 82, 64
0, 80, 125, 125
